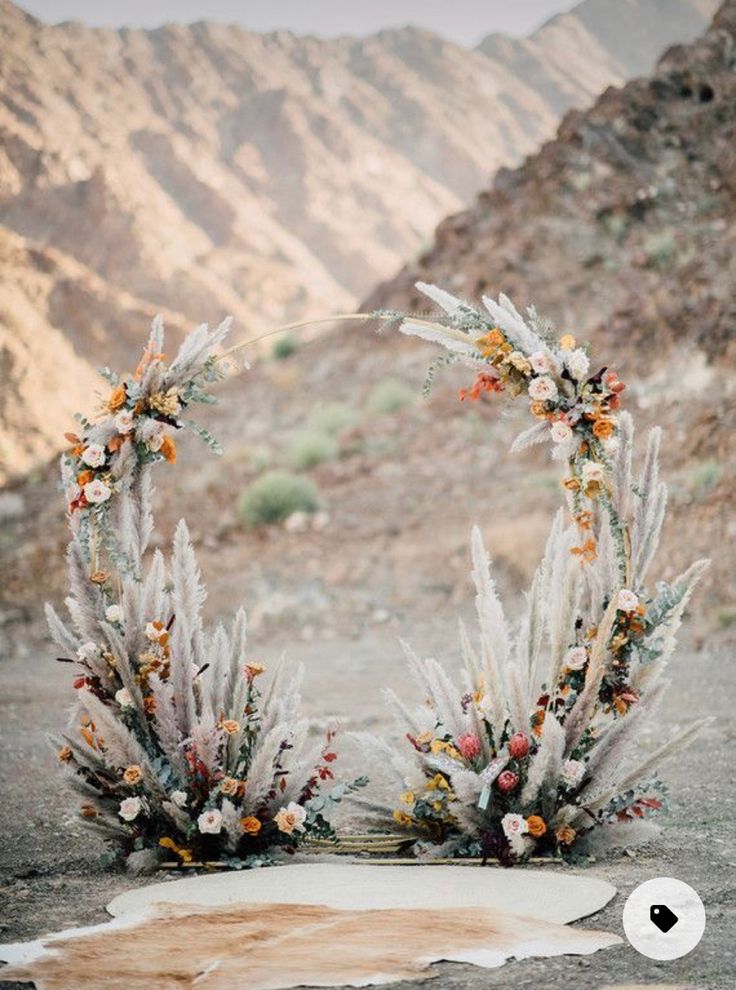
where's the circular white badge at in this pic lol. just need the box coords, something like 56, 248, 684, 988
622, 877, 706, 960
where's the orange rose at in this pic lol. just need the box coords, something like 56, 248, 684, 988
123, 764, 143, 785
221, 719, 241, 735
58, 745, 73, 762
526, 815, 547, 838
530, 400, 550, 419
143, 695, 157, 715
555, 824, 576, 846
107, 435, 124, 453
240, 816, 262, 835
245, 662, 265, 680
108, 384, 127, 411
562, 477, 580, 491
90, 570, 108, 585
81, 803, 98, 818
76, 470, 94, 486
593, 419, 614, 439
159, 435, 177, 464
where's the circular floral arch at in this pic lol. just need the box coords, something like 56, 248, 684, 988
51, 286, 709, 868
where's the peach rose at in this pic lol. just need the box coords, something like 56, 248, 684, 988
221, 719, 241, 735
108, 384, 127, 411
58, 745, 73, 763
123, 764, 143, 785
241, 816, 262, 835
555, 824, 577, 846
275, 802, 307, 835
221, 777, 239, 796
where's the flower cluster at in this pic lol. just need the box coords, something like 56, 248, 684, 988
361, 285, 711, 863
49, 317, 365, 869
393, 284, 629, 569
61, 316, 231, 573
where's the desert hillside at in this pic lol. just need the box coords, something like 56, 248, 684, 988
2, 2, 734, 665
0, 0, 718, 480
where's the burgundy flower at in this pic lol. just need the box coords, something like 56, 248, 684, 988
497, 770, 518, 793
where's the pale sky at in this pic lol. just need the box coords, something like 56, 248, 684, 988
16, 1, 579, 45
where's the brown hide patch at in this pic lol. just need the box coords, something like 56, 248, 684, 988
1, 901, 620, 989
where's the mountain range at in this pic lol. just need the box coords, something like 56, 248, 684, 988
0, 0, 718, 480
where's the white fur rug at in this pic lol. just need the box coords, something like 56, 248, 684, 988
0, 864, 621, 989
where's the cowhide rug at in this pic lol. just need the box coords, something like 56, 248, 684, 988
0, 864, 622, 989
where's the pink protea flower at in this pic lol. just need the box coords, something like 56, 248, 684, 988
497, 770, 518, 793
457, 733, 481, 761
508, 732, 530, 760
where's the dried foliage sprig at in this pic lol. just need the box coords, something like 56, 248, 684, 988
50, 316, 366, 870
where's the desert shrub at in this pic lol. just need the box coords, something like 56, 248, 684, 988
307, 401, 358, 436
687, 459, 722, 496
286, 429, 338, 470
272, 333, 299, 360
643, 231, 677, 270
367, 378, 414, 415
239, 470, 319, 526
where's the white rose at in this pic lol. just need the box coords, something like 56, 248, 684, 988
530, 351, 555, 375
501, 813, 529, 855
114, 410, 134, 433
76, 641, 99, 661
105, 604, 122, 624
566, 348, 590, 381
197, 808, 223, 834
147, 431, 164, 452
618, 589, 639, 612
81, 444, 106, 467
115, 687, 133, 708
565, 646, 588, 671
501, 813, 529, 838
581, 460, 605, 484
528, 376, 558, 402
171, 790, 188, 808
550, 420, 573, 444
119, 796, 142, 822
562, 759, 586, 788
83, 479, 112, 504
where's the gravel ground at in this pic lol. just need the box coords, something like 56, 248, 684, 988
1, 611, 734, 990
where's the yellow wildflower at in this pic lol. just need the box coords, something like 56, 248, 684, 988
400, 791, 415, 805
393, 809, 413, 827
559, 333, 576, 350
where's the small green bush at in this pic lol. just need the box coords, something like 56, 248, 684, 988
238, 470, 319, 526
272, 333, 299, 360
307, 401, 358, 436
643, 232, 677, 270
367, 378, 414, 415
286, 429, 338, 470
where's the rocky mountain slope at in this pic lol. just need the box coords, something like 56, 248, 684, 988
2, 3, 734, 661
0, 0, 718, 480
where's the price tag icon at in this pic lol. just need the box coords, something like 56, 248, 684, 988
650, 904, 678, 933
